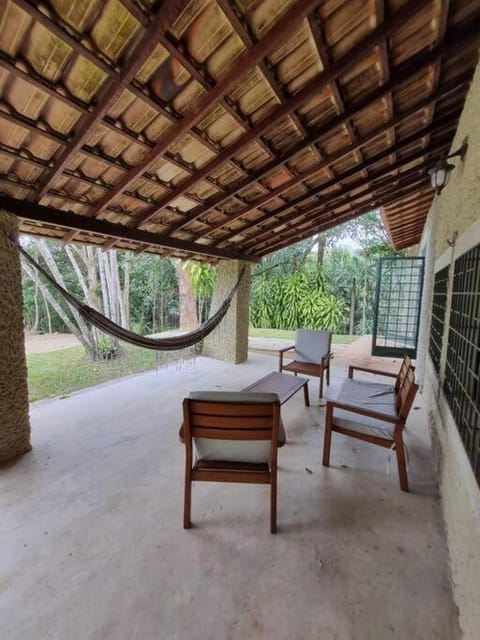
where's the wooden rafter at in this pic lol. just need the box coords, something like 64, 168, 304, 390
214, 115, 458, 247
162, 27, 479, 236
85, 0, 322, 218
1, 0, 478, 258
36, 0, 186, 200
122, 0, 434, 229
0, 195, 258, 262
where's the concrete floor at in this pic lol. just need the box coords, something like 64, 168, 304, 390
1, 353, 459, 640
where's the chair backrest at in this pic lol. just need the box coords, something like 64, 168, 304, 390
295, 329, 332, 364
183, 392, 281, 464
395, 355, 414, 393
396, 367, 418, 422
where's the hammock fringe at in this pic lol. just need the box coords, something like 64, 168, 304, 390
17, 243, 245, 351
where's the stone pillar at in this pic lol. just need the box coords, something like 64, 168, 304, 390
0, 211, 31, 463
203, 260, 251, 363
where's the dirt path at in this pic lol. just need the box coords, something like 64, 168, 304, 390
25, 333, 80, 355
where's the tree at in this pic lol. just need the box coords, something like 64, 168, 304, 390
187, 262, 216, 324
21, 239, 133, 359
176, 260, 197, 330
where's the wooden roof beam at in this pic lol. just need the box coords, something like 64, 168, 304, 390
0, 195, 258, 262
36, 0, 186, 200
237, 159, 442, 251
308, 12, 365, 181
130, 0, 435, 228
217, 116, 458, 246
164, 27, 479, 237
239, 164, 439, 252
251, 175, 433, 251
86, 0, 322, 219
256, 180, 430, 255
186, 75, 469, 241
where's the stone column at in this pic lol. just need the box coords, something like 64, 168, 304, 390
203, 260, 251, 363
0, 211, 31, 463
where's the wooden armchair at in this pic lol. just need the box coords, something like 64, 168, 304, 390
348, 354, 414, 393
322, 365, 418, 491
182, 391, 281, 533
278, 329, 333, 398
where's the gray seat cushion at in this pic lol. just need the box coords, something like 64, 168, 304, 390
295, 329, 331, 364
332, 378, 398, 440
190, 391, 279, 404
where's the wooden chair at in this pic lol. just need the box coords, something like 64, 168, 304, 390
182, 391, 281, 533
348, 354, 414, 393
278, 329, 333, 398
322, 366, 418, 491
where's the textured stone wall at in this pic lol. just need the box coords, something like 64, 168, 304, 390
433, 63, 480, 257
202, 260, 251, 363
418, 62, 480, 639
0, 211, 31, 462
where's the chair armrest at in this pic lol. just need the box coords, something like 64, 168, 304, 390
348, 365, 398, 380
278, 344, 295, 372
321, 351, 334, 364
278, 345, 295, 354
326, 400, 400, 424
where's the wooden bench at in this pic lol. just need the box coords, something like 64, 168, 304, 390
322, 358, 418, 491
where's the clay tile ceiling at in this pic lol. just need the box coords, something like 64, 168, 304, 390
0, 0, 479, 262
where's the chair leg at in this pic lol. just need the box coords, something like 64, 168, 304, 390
183, 471, 192, 528
303, 382, 310, 407
270, 476, 277, 534
322, 405, 333, 466
326, 363, 330, 386
394, 434, 409, 492
319, 368, 324, 398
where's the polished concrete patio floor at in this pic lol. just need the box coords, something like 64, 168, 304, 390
1, 353, 459, 639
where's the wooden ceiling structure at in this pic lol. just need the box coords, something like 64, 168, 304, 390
0, 0, 479, 262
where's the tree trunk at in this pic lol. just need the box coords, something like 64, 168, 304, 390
316, 233, 325, 267
33, 273, 39, 331
41, 289, 52, 334
349, 277, 356, 335
176, 261, 197, 330
98, 251, 110, 318
36, 241, 95, 346
21, 262, 95, 354
122, 259, 130, 330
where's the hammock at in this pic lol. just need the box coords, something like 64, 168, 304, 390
18, 243, 245, 351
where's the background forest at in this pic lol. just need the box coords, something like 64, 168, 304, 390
21, 212, 398, 359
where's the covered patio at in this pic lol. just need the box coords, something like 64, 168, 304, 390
1, 352, 458, 639
1, 0, 480, 637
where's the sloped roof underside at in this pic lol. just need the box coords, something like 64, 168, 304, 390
0, 0, 479, 261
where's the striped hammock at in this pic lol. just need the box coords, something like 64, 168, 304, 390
18, 243, 245, 351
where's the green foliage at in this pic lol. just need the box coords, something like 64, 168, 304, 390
187, 262, 216, 323
250, 266, 345, 332
188, 262, 216, 299
94, 336, 118, 361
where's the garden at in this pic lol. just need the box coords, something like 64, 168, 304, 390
22, 212, 398, 401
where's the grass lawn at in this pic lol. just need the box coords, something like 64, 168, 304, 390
248, 328, 359, 343
27, 329, 359, 402
27, 344, 195, 402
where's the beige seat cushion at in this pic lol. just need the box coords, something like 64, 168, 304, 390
182, 390, 285, 462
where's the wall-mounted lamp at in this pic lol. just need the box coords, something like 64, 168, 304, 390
428, 137, 468, 194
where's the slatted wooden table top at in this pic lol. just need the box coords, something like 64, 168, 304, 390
242, 371, 310, 405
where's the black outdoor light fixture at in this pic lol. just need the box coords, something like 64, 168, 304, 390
429, 137, 469, 194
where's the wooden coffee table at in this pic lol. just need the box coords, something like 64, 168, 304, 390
242, 371, 310, 407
